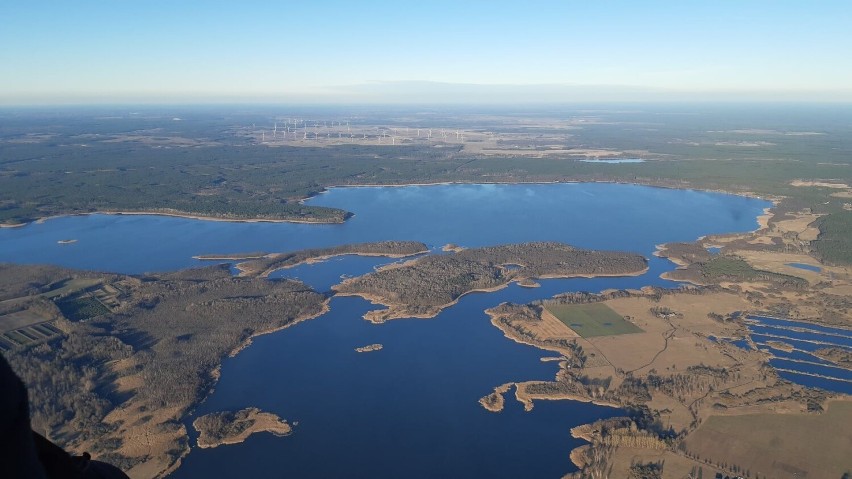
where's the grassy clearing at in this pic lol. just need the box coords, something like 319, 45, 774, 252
544, 302, 642, 338
40, 278, 102, 299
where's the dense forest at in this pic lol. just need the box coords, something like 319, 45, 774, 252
665, 255, 808, 289
192, 407, 291, 449
335, 242, 647, 319
2, 263, 327, 473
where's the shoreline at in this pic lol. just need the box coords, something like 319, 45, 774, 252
321, 179, 775, 204
246, 249, 429, 278
193, 408, 292, 450
335, 267, 649, 323
2, 180, 777, 229
7, 209, 345, 229
227, 300, 331, 358
486, 310, 577, 356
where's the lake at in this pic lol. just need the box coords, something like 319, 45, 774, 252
0, 183, 771, 477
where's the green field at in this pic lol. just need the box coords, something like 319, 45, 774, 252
545, 302, 642, 338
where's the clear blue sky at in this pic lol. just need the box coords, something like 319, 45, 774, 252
2, 1, 851, 104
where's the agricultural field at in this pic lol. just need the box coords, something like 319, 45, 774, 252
544, 302, 643, 338
683, 400, 852, 479
0, 320, 63, 351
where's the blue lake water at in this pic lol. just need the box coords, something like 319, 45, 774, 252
748, 315, 852, 337
0, 183, 775, 477
786, 262, 821, 272
755, 344, 835, 366
0, 183, 766, 274
770, 358, 852, 382
774, 370, 851, 393
267, 254, 413, 293
745, 315, 852, 394
748, 324, 852, 348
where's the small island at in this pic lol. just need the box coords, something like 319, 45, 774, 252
442, 243, 466, 252
193, 407, 292, 449
478, 383, 513, 413
355, 343, 383, 353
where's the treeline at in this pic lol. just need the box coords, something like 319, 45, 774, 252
543, 284, 710, 307
193, 409, 256, 443
813, 210, 852, 265
4, 263, 327, 472
6, 322, 132, 444
665, 256, 808, 289
335, 242, 646, 317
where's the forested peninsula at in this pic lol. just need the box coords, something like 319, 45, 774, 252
226, 241, 429, 277
1, 263, 326, 477
333, 242, 647, 322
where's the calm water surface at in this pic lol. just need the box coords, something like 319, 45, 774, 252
744, 315, 852, 395
786, 262, 821, 272
0, 184, 774, 478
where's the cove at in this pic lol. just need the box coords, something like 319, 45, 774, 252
0, 183, 771, 477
